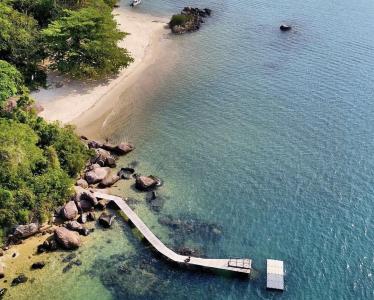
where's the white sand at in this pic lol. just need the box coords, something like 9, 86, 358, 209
32, 5, 170, 132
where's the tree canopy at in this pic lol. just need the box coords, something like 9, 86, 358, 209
42, 4, 133, 79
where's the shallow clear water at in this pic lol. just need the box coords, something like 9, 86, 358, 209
8, 0, 374, 299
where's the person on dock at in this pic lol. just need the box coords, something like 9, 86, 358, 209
185, 256, 191, 263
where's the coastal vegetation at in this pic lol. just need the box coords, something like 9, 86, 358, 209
0, 65, 91, 241
0, 0, 134, 243
0, 0, 133, 85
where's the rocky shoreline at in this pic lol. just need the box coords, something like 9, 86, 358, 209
169, 7, 212, 34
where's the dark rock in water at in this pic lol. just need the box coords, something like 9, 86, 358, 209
176, 246, 202, 257
118, 167, 135, 179
0, 288, 7, 298
97, 199, 108, 210
12, 253, 16, 258
146, 192, 164, 212
73, 259, 82, 266
37, 244, 47, 254
62, 262, 74, 273
170, 7, 212, 34
87, 140, 103, 149
11, 274, 28, 286
98, 212, 116, 228
135, 175, 161, 191
40, 236, 58, 252
31, 261, 45, 270
65, 221, 89, 236
102, 142, 135, 155
13, 223, 39, 239
62, 253, 77, 263
280, 24, 292, 31
146, 191, 157, 201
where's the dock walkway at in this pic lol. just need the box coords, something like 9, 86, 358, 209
94, 192, 252, 275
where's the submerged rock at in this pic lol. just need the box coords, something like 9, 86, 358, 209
98, 212, 116, 228
118, 167, 135, 180
0, 288, 7, 298
54, 227, 82, 249
13, 223, 39, 239
11, 274, 28, 286
31, 261, 45, 270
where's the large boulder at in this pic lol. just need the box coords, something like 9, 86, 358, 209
13, 223, 38, 239
91, 148, 116, 167
102, 142, 134, 155
76, 178, 88, 189
65, 221, 89, 236
62, 201, 78, 220
135, 175, 160, 191
98, 173, 120, 188
74, 187, 98, 209
85, 167, 110, 184
54, 227, 82, 249
98, 212, 116, 228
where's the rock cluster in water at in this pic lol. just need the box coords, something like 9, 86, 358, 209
169, 7, 212, 34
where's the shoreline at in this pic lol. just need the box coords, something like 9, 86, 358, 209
32, 6, 171, 138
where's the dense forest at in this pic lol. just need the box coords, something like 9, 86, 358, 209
0, 0, 131, 242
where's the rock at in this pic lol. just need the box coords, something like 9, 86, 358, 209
13, 223, 39, 239
280, 24, 292, 31
98, 173, 120, 188
135, 175, 160, 191
76, 178, 88, 189
91, 148, 116, 168
97, 199, 108, 210
102, 142, 134, 155
204, 8, 212, 16
54, 227, 82, 249
11, 274, 28, 286
31, 261, 45, 270
171, 7, 211, 34
42, 236, 58, 251
0, 250, 3, 256
87, 140, 103, 149
118, 167, 135, 179
98, 212, 116, 228
87, 212, 96, 221
85, 167, 110, 184
74, 187, 98, 206
0, 265, 4, 279
0, 288, 7, 298
62, 253, 77, 263
77, 214, 87, 224
65, 221, 89, 236
80, 135, 88, 140
61, 201, 78, 220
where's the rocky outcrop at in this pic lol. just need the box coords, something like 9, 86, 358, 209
13, 223, 39, 239
280, 24, 292, 31
85, 166, 111, 184
135, 175, 161, 191
62, 201, 78, 220
54, 227, 82, 249
98, 212, 116, 228
169, 7, 211, 34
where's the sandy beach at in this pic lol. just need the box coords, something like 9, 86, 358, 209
32, 5, 170, 137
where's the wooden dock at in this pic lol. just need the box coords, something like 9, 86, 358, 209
266, 259, 284, 290
94, 192, 252, 275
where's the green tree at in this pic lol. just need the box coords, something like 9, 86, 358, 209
0, 60, 24, 105
0, 2, 45, 87
42, 4, 133, 79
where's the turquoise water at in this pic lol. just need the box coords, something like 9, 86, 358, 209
8, 0, 374, 299
106, 0, 374, 298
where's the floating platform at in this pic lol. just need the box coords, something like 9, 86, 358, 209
94, 192, 252, 275
266, 259, 284, 291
